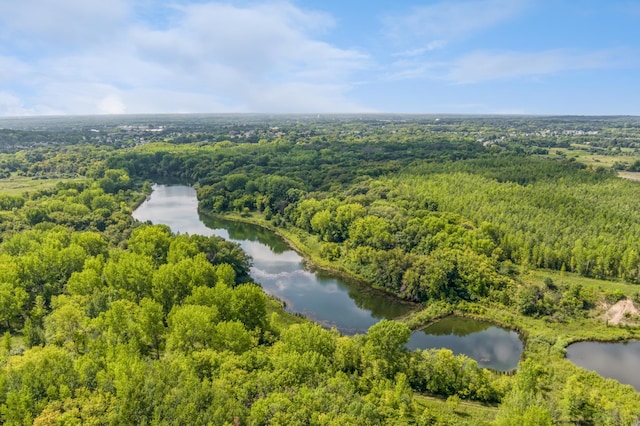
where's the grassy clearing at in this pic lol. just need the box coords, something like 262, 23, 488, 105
0, 174, 85, 195
524, 269, 640, 297
548, 146, 637, 169
414, 393, 498, 425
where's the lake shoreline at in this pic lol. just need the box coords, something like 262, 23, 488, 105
197, 208, 422, 314
134, 184, 418, 335
198, 209, 525, 370
138, 185, 640, 380
566, 340, 640, 391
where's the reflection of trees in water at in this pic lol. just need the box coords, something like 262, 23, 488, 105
199, 214, 290, 254
409, 317, 523, 370
201, 213, 417, 325
314, 270, 416, 320
423, 316, 492, 337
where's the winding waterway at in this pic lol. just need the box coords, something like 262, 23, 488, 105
133, 185, 523, 370
132, 184, 415, 335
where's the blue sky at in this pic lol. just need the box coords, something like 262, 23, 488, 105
0, 0, 638, 116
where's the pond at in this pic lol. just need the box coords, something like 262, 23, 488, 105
133, 184, 523, 370
566, 341, 640, 391
407, 316, 523, 370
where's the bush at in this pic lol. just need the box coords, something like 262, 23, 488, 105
319, 242, 341, 261
604, 289, 626, 304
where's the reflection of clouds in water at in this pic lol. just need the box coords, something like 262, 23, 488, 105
407, 327, 522, 370
252, 265, 376, 334
134, 185, 405, 336
253, 268, 344, 296
209, 229, 230, 239
251, 268, 311, 289
133, 188, 217, 237
492, 337, 522, 362
241, 241, 300, 263
175, 224, 216, 236
567, 342, 640, 390
472, 328, 522, 364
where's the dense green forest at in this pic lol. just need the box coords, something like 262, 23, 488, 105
1, 114, 640, 425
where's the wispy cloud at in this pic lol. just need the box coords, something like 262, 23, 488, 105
0, 1, 370, 115
0, 0, 130, 50
446, 49, 619, 83
384, 0, 528, 49
0, 92, 32, 116
0, 56, 32, 81
392, 41, 447, 58
383, 60, 444, 81
385, 48, 623, 83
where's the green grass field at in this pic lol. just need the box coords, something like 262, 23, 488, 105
548, 146, 638, 169
414, 394, 498, 425
0, 175, 86, 195
524, 269, 640, 297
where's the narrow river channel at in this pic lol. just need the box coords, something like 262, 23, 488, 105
132, 184, 415, 335
133, 185, 523, 370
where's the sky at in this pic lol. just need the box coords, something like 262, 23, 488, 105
0, 0, 639, 116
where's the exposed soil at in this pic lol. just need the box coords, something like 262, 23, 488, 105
604, 299, 639, 325
618, 171, 640, 181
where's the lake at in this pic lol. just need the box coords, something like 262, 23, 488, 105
566, 340, 640, 391
133, 184, 523, 370
407, 316, 523, 370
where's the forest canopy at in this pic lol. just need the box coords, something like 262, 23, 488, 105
1, 114, 640, 425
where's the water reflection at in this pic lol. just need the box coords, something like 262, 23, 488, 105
421, 315, 492, 337
406, 316, 523, 371
133, 185, 525, 367
132, 185, 217, 237
200, 214, 291, 254
566, 341, 640, 391
132, 184, 415, 335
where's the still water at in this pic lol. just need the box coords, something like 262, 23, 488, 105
566, 341, 640, 391
133, 185, 523, 369
132, 185, 414, 335
407, 316, 523, 370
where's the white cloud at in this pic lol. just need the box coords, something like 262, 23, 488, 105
0, 56, 32, 81
245, 82, 370, 113
384, 0, 527, 50
447, 49, 617, 83
132, 3, 366, 83
0, 0, 130, 48
384, 60, 443, 81
0, 92, 31, 116
0, 1, 370, 115
385, 49, 620, 83
97, 94, 126, 115
393, 41, 447, 58
121, 88, 237, 113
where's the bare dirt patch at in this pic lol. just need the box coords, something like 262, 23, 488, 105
618, 171, 640, 182
604, 299, 639, 325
